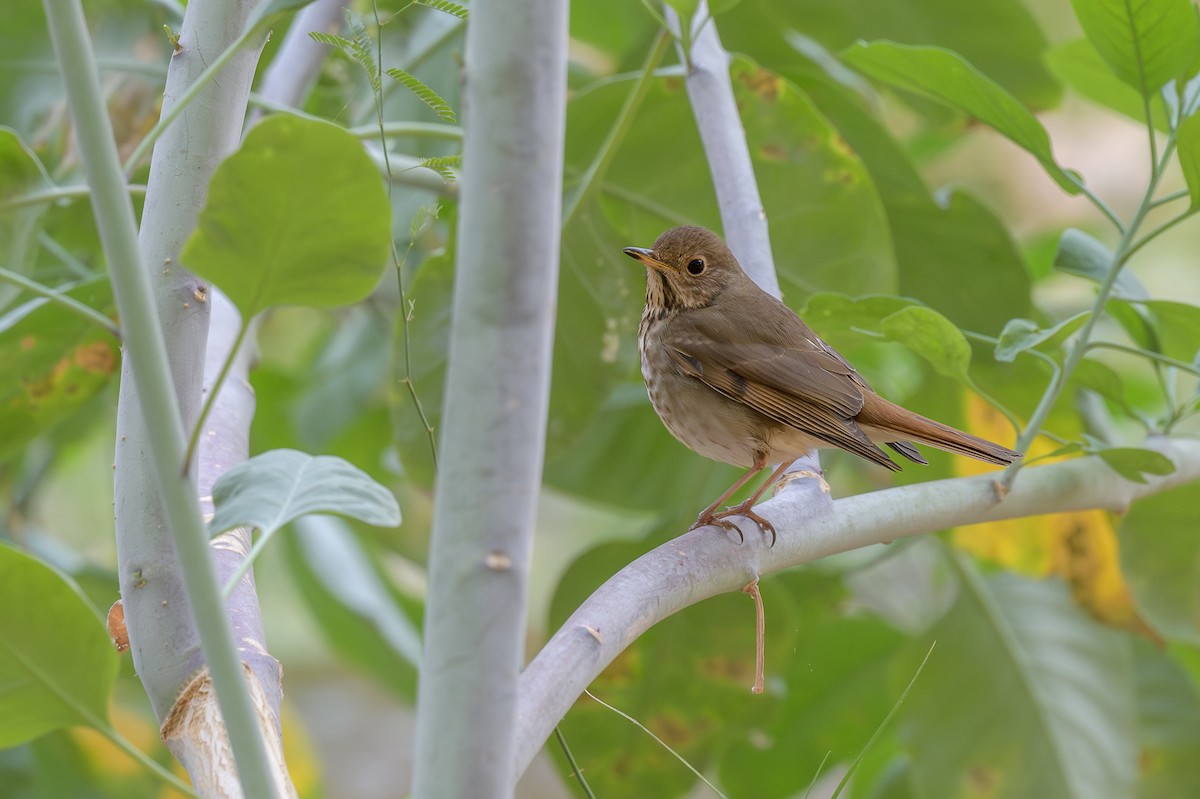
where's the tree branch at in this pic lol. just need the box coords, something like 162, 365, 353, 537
409, 0, 567, 795
48, 0, 283, 794
669, 2, 780, 297
514, 437, 1200, 775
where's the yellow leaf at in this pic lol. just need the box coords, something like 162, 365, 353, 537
952, 395, 1157, 638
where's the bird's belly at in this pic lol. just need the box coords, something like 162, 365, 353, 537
641, 351, 769, 468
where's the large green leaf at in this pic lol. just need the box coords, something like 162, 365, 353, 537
719, 0, 1060, 109
1107, 298, 1200, 362
550, 558, 899, 798
1139, 300, 1200, 362
0, 280, 118, 461
1179, 111, 1200, 208
879, 305, 971, 381
902, 565, 1137, 799
209, 448, 401, 536
716, 570, 906, 798
282, 517, 422, 699
181, 115, 392, 318
0, 127, 51, 307
1044, 38, 1170, 130
0, 544, 118, 747
776, 64, 1032, 332
1134, 641, 1200, 796
1120, 482, 1200, 645
1069, 0, 1200, 97
841, 41, 1078, 193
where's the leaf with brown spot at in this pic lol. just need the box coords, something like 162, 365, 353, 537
0, 280, 117, 460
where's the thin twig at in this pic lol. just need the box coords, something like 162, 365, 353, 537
553, 726, 597, 799
742, 578, 766, 694
585, 689, 730, 798
0, 268, 120, 338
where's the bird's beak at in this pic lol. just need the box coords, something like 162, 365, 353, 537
623, 247, 670, 271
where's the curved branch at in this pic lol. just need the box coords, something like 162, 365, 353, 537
669, 2, 779, 296
514, 437, 1200, 775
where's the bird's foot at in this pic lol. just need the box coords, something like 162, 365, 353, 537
691, 501, 777, 547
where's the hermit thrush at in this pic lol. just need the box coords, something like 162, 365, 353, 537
625, 225, 1021, 544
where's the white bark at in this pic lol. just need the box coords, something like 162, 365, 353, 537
409, 0, 568, 796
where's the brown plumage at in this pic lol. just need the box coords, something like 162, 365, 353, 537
624, 225, 1021, 543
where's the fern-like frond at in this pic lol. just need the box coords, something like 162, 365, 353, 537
415, 0, 469, 20
308, 31, 355, 52
345, 13, 382, 92
409, 203, 442, 239
417, 156, 461, 182
309, 19, 381, 92
385, 67, 457, 123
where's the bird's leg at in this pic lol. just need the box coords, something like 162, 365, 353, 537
691, 457, 769, 541
712, 462, 792, 546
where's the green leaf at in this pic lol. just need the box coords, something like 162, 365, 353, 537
1133, 641, 1200, 796
1054, 228, 1147, 299
415, 0, 469, 19
663, 0, 699, 17
385, 67, 457, 123
800, 292, 918, 347
0, 127, 52, 301
1044, 38, 1171, 130
181, 115, 392, 318
1177, 111, 1200, 209
1139, 299, 1200, 362
283, 517, 422, 698
1071, 357, 1127, 405
1121, 482, 1200, 644
902, 566, 1137, 799
1094, 446, 1176, 483
717, 572, 906, 797
1068, 0, 1200, 97
880, 305, 971, 381
1105, 298, 1158, 350
0, 126, 48, 199
840, 41, 1079, 193
0, 280, 118, 461
209, 448, 401, 537
773, 68, 1032, 332
244, 0, 317, 34
994, 312, 1089, 362
891, 190, 1033, 333
718, 0, 1061, 110
0, 543, 118, 747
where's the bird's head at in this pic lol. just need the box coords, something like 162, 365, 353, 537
623, 225, 745, 310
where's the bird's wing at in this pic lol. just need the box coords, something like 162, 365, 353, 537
663, 309, 900, 470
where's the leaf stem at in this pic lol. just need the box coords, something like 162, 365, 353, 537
122, 26, 258, 175
553, 726, 596, 799
1065, 173, 1124, 233
370, 0, 441, 470
1086, 341, 1200, 378
1149, 188, 1190, 208
0, 268, 120, 338
44, 1, 279, 794
97, 725, 200, 798
562, 31, 670, 231
182, 319, 250, 476
1003, 130, 1178, 487
830, 642, 935, 799
0, 184, 147, 213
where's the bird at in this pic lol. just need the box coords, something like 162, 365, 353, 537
623, 225, 1021, 544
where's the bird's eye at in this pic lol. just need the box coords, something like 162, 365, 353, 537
687, 258, 706, 275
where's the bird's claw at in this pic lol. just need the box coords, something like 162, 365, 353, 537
691, 504, 777, 547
